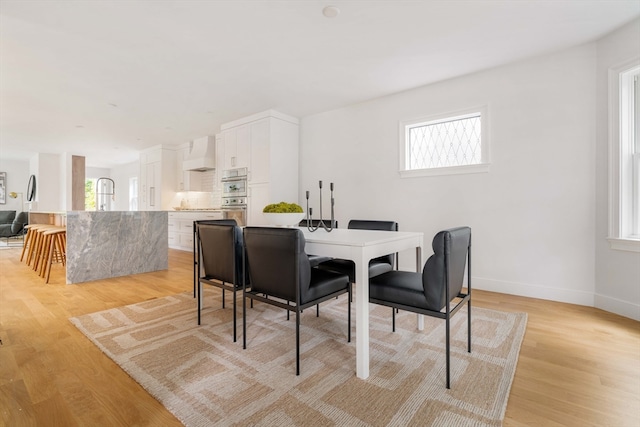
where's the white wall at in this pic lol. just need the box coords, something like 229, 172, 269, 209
595, 19, 640, 320
0, 158, 30, 212
300, 43, 598, 307
30, 153, 61, 212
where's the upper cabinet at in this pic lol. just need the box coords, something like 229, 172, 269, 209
220, 110, 299, 225
220, 126, 250, 170
139, 145, 177, 211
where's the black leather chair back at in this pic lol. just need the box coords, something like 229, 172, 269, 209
198, 223, 243, 284
348, 219, 398, 265
423, 226, 471, 311
243, 227, 311, 303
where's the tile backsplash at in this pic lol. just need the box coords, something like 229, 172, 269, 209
171, 170, 222, 209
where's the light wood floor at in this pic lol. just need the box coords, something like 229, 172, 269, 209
1, 245, 638, 426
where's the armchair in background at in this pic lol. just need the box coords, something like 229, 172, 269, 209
0, 211, 28, 241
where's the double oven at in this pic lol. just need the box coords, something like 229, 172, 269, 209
221, 167, 248, 225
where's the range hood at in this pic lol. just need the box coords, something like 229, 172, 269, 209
183, 136, 215, 171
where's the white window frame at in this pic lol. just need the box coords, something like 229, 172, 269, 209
399, 105, 490, 178
608, 59, 640, 252
129, 177, 139, 211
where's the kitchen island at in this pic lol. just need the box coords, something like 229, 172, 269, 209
66, 211, 167, 284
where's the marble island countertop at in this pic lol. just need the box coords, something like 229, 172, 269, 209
66, 211, 168, 284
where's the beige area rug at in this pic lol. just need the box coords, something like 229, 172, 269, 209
70, 289, 527, 427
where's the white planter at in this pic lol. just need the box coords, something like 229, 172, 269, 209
263, 212, 305, 227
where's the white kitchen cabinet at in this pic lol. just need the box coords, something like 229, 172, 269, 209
168, 211, 224, 251
220, 110, 299, 225
247, 183, 270, 225
139, 145, 177, 211
215, 134, 224, 190
248, 118, 270, 184
221, 126, 250, 170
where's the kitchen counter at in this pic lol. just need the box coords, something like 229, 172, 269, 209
171, 208, 222, 212
29, 211, 67, 226
168, 210, 225, 251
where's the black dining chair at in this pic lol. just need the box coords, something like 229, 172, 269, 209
317, 219, 399, 282
242, 227, 351, 375
195, 220, 245, 342
369, 226, 471, 389
298, 219, 339, 267
193, 219, 239, 298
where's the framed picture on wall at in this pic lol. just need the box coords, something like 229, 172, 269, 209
0, 172, 6, 204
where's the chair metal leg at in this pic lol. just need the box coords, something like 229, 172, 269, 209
296, 309, 301, 375
468, 300, 471, 353
197, 281, 202, 325
243, 294, 247, 350
392, 307, 396, 332
222, 287, 226, 309
446, 315, 450, 389
316, 304, 319, 317
232, 288, 237, 342
347, 285, 352, 342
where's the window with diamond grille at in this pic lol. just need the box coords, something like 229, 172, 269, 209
407, 113, 481, 170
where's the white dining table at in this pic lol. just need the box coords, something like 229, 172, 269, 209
300, 227, 424, 379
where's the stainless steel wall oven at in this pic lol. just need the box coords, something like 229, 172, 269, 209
221, 167, 248, 225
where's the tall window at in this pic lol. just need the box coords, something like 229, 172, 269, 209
609, 62, 640, 251
400, 107, 489, 177
85, 178, 97, 211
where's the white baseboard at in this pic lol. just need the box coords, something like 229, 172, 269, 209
594, 294, 640, 321
473, 277, 595, 307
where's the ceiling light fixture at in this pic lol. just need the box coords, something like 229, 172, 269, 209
322, 6, 340, 18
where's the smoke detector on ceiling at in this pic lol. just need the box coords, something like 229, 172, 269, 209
322, 6, 340, 18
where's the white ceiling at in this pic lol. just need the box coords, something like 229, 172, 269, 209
1, 0, 638, 168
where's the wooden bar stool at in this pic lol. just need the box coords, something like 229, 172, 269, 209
20, 224, 35, 262
26, 225, 53, 268
21, 224, 48, 264
42, 228, 66, 283
31, 225, 62, 273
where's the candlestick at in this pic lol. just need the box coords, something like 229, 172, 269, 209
305, 180, 335, 232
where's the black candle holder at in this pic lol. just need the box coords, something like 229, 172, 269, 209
305, 180, 335, 232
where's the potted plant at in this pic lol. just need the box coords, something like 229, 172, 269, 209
263, 202, 305, 226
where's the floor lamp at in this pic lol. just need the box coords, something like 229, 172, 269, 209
9, 192, 24, 212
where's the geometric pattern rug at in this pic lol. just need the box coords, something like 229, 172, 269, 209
70, 289, 527, 427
